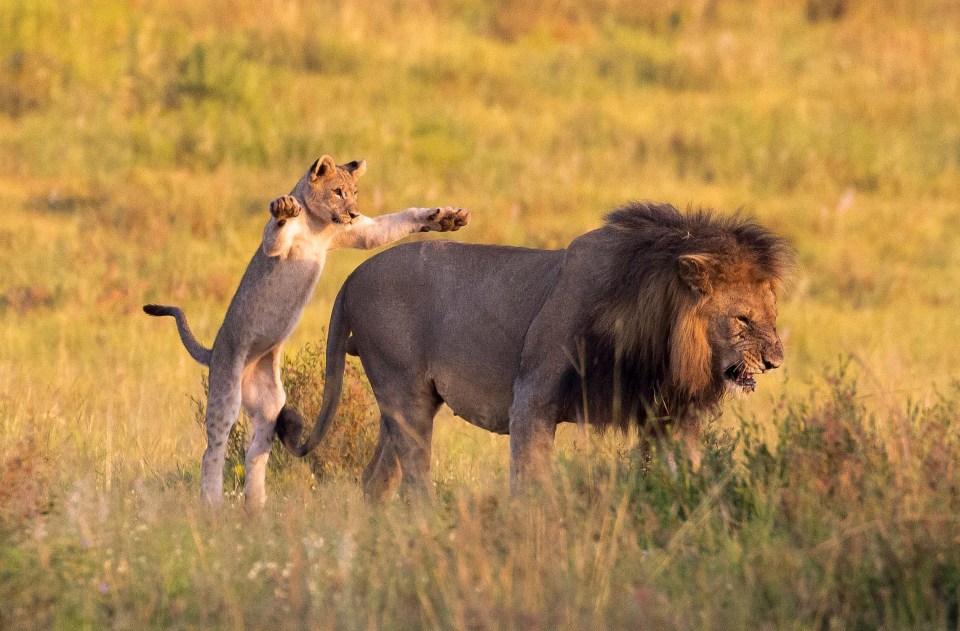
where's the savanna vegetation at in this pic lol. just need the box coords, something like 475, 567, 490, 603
2, 0, 960, 628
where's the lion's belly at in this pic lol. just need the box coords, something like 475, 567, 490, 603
431, 361, 517, 434
421, 245, 565, 434
425, 302, 533, 433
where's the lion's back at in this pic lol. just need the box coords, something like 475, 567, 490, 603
341, 240, 565, 430
343, 240, 563, 319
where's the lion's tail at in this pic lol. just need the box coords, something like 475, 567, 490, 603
275, 285, 351, 458
142, 304, 212, 366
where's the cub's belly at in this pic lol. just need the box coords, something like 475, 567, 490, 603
247, 307, 305, 358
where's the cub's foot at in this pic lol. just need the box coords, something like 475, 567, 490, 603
422, 206, 470, 232
269, 195, 303, 226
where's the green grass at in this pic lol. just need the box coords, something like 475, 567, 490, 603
2, 0, 960, 628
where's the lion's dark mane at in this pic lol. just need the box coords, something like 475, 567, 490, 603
557, 201, 790, 431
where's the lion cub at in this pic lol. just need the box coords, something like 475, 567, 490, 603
144, 156, 468, 508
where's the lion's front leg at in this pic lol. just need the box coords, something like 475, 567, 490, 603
508, 379, 560, 494
508, 414, 558, 494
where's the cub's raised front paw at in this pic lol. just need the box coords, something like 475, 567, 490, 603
422, 207, 470, 232
269, 195, 303, 226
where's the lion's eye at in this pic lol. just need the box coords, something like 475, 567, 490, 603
736, 316, 751, 327
334, 188, 344, 199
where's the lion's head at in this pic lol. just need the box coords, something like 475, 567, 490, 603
560, 202, 791, 429
675, 247, 785, 398
290, 155, 367, 226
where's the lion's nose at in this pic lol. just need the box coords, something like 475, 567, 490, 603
763, 339, 784, 371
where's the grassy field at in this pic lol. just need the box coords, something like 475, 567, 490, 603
2, 0, 960, 627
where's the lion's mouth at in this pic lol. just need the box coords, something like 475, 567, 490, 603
724, 364, 757, 392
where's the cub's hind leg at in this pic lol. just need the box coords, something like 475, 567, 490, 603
201, 349, 246, 506
241, 346, 286, 509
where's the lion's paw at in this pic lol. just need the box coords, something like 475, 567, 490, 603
269, 195, 303, 225
422, 207, 470, 233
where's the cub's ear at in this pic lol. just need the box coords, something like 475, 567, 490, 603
678, 253, 716, 294
341, 159, 367, 180
309, 155, 337, 182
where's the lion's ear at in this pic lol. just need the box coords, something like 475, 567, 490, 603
341, 159, 367, 181
678, 254, 716, 294
309, 155, 337, 182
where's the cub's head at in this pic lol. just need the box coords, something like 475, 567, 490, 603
291, 155, 367, 227
674, 234, 789, 398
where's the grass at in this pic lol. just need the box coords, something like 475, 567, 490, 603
1, 0, 960, 627
5, 370, 960, 628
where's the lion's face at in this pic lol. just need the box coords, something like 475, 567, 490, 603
293, 155, 366, 227
702, 281, 784, 395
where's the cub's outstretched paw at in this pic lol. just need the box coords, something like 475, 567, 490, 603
422, 207, 470, 232
269, 195, 303, 226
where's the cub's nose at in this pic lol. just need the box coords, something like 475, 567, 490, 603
763, 357, 781, 371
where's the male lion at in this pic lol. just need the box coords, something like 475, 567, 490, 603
277, 202, 789, 500
144, 156, 468, 508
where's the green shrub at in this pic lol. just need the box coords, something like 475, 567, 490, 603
553, 365, 960, 629
280, 343, 378, 481
191, 341, 377, 493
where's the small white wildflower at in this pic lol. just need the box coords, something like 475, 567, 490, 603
337, 533, 356, 575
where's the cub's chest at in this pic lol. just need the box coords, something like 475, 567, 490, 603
285, 225, 337, 263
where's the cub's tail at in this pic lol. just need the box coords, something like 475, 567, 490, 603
142, 304, 213, 366
275, 285, 350, 458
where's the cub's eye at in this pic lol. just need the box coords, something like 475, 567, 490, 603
333, 188, 344, 199
736, 316, 751, 327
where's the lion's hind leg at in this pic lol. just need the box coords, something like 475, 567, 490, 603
374, 388, 441, 503
361, 419, 401, 504
240, 347, 286, 509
